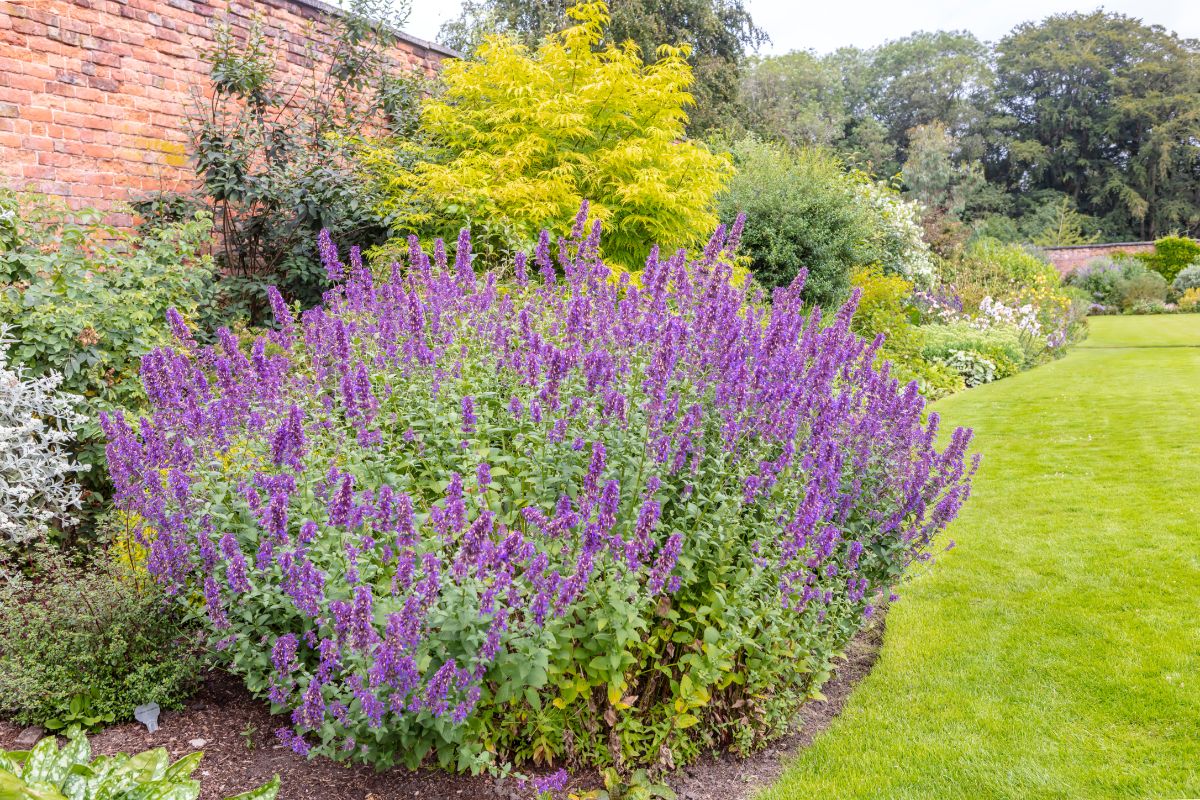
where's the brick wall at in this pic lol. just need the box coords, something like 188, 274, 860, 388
1041, 242, 1157, 276
0, 0, 454, 226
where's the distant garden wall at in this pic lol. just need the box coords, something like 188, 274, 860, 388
1041, 242, 1156, 276
0, 0, 454, 226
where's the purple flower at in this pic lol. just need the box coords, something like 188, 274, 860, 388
461, 395, 476, 434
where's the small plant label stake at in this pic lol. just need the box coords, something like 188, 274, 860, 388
134, 702, 160, 733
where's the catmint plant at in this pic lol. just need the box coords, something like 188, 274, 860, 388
103, 205, 976, 775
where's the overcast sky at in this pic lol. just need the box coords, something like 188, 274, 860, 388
404, 0, 1200, 53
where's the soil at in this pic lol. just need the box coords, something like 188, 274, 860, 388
0, 615, 885, 800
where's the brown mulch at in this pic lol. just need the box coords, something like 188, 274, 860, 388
0, 614, 885, 800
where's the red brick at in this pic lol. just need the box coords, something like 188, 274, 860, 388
1, 0, 452, 222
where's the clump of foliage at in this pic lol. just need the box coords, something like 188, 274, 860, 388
0, 728, 279, 800
717, 137, 881, 308
1140, 236, 1200, 283
1069, 254, 1172, 312
0, 328, 88, 548
1170, 264, 1200, 295
921, 322, 1024, 380
1117, 271, 1169, 311
103, 212, 976, 777
359, 1, 732, 273
937, 237, 1057, 307
0, 191, 215, 507
849, 267, 962, 398
190, 0, 422, 320
0, 541, 206, 729
937, 350, 1000, 387
1177, 287, 1200, 311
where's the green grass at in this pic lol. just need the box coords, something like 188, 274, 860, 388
761, 314, 1200, 800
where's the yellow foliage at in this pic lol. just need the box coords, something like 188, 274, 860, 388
357, 1, 732, 272
1180, 287, 1200, 311
107, 509, 153, 589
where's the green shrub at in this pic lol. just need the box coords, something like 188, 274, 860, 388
0, 542, 205, 728
1116, 270, 1168, 310
1125, 298, 1172, 315
359, 1, 731, 274
921, 322, 1024, 378
0, 728, 279, 800
1141, 236, 1200, 283
850, 267, 963, 398
718, 137, 880, 308
1171, 264, 1200, 295
939, 237, 1057, 308
1064, 257, 1146, 306
0, 191, 218, 508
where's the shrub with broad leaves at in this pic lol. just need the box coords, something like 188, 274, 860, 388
0, 727, 279, 800
102, 207, 976, 775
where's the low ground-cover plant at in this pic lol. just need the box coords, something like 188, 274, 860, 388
0, 543, 205, 728
921, 322, 1024, 383
0, 727, 279, 800
103, 209, 976, 777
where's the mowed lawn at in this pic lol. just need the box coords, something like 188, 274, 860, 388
762, 314, 1200, 800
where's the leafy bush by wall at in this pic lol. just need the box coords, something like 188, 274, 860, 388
359, 1, 731, 274
188, 0, 419, 320
1141, 236, 1200, 283
103, 216, 976, 775
1117, 270, 1169, 310
0, 191, 217, 513
1171, 264, 1200, 295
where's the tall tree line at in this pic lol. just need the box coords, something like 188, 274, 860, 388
442, 3, 1200, 241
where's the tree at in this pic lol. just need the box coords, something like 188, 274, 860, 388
742, 32, 993, 176
187, 0, 422, 320
740, 51, 849, 148
362, 1, 732, 272
902, 122, 991, 254
439, 0, 765, 133
867, 31, 994, 163
992, 11, 1200, 239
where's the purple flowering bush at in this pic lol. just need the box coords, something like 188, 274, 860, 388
102, 205, 976, 775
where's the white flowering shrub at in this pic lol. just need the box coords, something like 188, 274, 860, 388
974, 296, 1043, 337
856, 181, 936, 286
0, 327, 88, 546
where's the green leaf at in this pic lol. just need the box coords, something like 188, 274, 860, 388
163, 754, 203, 783
221, 774, 280, 800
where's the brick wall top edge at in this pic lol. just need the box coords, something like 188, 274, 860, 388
284, 0, 462, 58
1041, 242, 1157, 251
